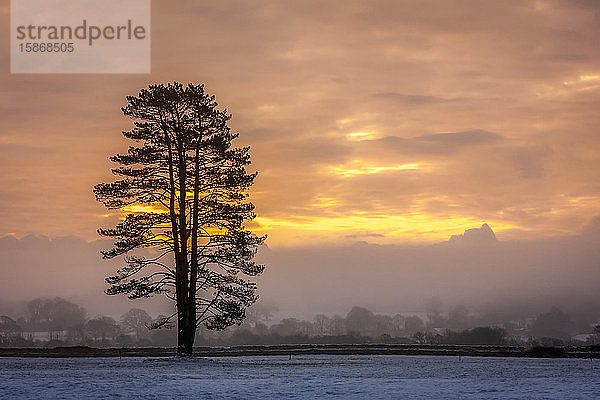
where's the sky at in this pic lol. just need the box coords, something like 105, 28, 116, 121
1, 1, 600, 316
1, 1, 600, 247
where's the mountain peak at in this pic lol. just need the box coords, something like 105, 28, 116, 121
448, 223, 497, 244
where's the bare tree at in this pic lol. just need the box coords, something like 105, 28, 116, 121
120, 308, 152, 341
94, 83, 265, 355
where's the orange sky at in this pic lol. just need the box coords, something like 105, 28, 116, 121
1, 0, 600, 247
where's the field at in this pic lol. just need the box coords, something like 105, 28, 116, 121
1, 354, 599, 399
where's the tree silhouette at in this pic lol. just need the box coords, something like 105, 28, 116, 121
25, 297, 86, 334
85, 316, 121, 343
94, 82, 265, 355
120, 308, 152, 341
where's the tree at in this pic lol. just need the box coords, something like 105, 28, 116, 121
532, 306, 573, 339
413, 331, 426, 344
270, 318, 301, 337
330, 314, 346, 335
25, 297, 86, 334
94, 82, 266, 355
345, 306, 376, 337
442, 326, 506, 345
120, 308, 153, 341
85, 316, 121, 343
0, 316, 23, 346
588, 324, 600, 345
447, 304, 469, 331
313, 314, 331, 335
403, 315, 424, 336
425, 296, 444, 327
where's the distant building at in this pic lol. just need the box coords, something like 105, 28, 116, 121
21, 330, 70, 342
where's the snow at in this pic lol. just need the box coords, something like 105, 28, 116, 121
0, 355, 599, 399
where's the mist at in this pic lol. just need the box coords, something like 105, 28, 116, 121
258, 223, 600, 320
2, 222, 599, 322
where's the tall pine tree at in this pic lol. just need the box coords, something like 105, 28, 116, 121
94, 82, 265, 355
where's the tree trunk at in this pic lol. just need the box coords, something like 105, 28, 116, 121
177, 303, 195, 356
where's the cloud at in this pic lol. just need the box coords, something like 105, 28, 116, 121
414, 130, 502, 146
372, 92, 447, 106
353, 130, 504, 160
1, 0, 600, 246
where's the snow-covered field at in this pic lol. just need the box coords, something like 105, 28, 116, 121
1, 355, 599, 399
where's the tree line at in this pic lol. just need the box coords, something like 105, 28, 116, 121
0, 298, 170, 347
227, 305, 600, 347
2, 300, 598, 348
